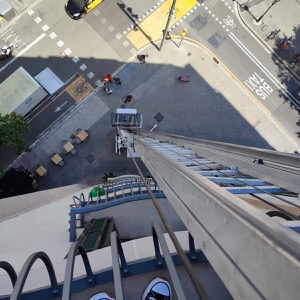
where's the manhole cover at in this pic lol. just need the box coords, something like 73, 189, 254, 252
154, 113, 164, 123
208, 31, 226, 49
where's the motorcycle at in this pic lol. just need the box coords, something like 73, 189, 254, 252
0, 45, 15, 60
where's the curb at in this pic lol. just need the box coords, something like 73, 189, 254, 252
0, 0, 44, 35
234, 3, 300, 84
167, 35, 300, 150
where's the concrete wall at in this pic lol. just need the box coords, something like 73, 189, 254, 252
85, 198, 186, 239
0, 184, 85, 221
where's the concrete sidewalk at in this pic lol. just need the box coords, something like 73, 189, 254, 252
10, 40, 299, 191
236, 0, 300, 80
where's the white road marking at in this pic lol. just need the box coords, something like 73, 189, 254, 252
72, 56, 80, 63
64, 48, 72, 55
95, 79, 102, 86
92, 9, 100, 16
108, 25, 115, 32
123, 40, 129, 47
27, 9, 35, 16
49, 32, 57, 39
80, 64, 87, 71
87, 72, 95, 79
101, 17, 107, 24
115, 33, 122, 40
42, 25, 49, 32
0, 33, 46, 73
34, 17, 42, 24
223, 15, 236, 28
57, 40, 64, 47
130, 48, 137, 55
229, 32, 298, 105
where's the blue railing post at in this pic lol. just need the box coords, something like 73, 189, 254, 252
69, 210, 76, 242
188, 233, 196, 261
152, 227, 164, 266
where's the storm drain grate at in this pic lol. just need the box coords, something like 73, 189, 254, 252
154, 113, 164, 123
85, 153, 96, 164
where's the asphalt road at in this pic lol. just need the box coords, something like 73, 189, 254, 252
0, 0, 299, 168
168, 0, 300, 141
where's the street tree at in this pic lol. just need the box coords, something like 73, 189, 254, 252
0, 113, 31, 154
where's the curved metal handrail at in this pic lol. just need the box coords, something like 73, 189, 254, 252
110, 224, 200, 300
62, 241, 95, 300
10, 252, 60, 300
111, 231, 129, 300
266, 210, 294, 220
3, 228, 202, 299
0, 261, 17, 289
72, 192, 86, 208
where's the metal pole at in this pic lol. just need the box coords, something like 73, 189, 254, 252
159, 0, 177, 52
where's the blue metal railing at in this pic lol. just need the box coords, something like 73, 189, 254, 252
69, 192, 166, 242
1, 229, 205, 300
62, 242, 95, 300
0, 261, 17, 291
9, 252, 60, 300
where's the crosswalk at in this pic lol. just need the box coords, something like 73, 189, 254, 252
127, 0, 198, 49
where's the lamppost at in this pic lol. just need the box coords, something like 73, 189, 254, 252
159, 0, 177, 52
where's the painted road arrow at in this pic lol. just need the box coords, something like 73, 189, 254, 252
55, 101, 68, 112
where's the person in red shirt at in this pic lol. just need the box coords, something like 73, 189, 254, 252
104, 74, 112, 82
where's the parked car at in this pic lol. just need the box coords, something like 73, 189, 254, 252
65, 0, 103, 20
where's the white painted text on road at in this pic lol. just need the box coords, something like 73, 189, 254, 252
0, 28, 25, 50
244, 72, 273, 100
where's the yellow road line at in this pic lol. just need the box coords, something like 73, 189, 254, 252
127, 0, 197, 49
177, 36, 299, 147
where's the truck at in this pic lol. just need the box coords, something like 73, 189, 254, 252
0, 67, 48, 117
34, 67, 64, 95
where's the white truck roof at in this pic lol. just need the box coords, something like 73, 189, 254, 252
34, 67, 64, 94
0, 67, 48, 116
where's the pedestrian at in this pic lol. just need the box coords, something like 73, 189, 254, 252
104, 85, 112, 95
137, 54, 146, 64
114, 77, 122, 85
291, 54, 300, 64
124, 95, 133, 103
282, 37, 292, 50
104, 74, 112, 82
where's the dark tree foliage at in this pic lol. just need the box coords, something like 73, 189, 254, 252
0, 113, 31, 154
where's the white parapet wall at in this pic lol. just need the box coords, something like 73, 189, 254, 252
0, 183, 85, 221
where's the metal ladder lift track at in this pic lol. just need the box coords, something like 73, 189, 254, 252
116, 128, 300, 300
